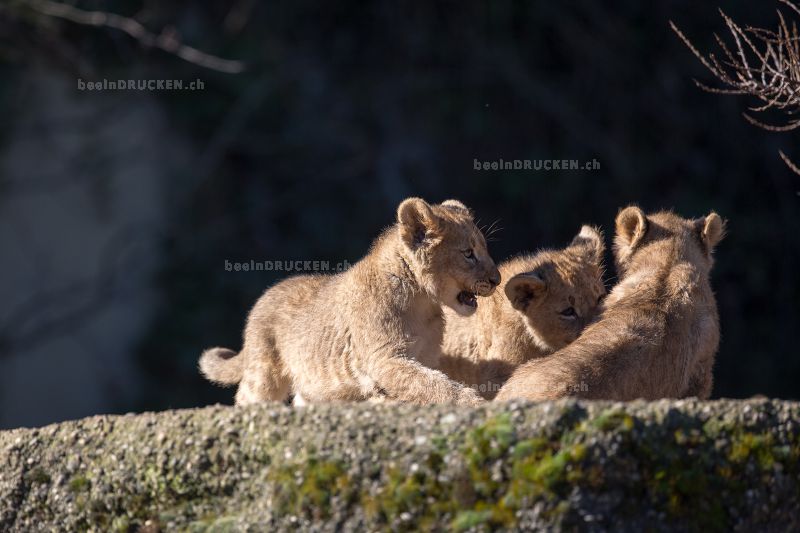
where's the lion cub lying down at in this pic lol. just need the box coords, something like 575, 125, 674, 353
438, 225, 607, 398
200, 198, 501, 406
496, 207, 724, 401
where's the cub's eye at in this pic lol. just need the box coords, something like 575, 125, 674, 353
559, 307, 577, 319
596, 295, 604, 305
462, 249, 475, 260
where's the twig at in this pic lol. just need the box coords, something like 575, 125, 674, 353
779, 149, 800, 174
26, 0, 245, 73
671, 3, 800, 175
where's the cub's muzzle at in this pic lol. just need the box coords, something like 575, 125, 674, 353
473, 280, 496, 297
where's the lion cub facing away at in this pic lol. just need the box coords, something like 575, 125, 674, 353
439, 225, 607, 399
496, 207, 725, 401
200, 198, 501, 406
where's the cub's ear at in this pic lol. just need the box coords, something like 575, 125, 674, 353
504, 272, 547, 312
615, 206, 648, 250
440, 199, 473, 218
570, 225, 605, 263
397, 197, 437, 250
696, 212, 725, 252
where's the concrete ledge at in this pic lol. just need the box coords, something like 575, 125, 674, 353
1, 399, 798, 531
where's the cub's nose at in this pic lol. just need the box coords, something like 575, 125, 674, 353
488, 269, 501, 287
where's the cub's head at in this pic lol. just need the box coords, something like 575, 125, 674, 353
397, 197, 501, 316
613, 206, 725, 276
504, 225, 607, 351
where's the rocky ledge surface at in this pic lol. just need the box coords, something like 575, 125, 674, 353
1, 399, 798, 532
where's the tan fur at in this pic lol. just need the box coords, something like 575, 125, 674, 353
199, 198, 501, 406
438, 225, 606, 398
496, 207, 725, 401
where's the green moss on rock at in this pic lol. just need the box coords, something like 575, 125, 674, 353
1, 400, 798, 532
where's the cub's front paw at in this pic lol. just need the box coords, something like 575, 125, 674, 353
456, 386, 486, 406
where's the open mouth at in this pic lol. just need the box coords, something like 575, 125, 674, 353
457, 290, 478, 308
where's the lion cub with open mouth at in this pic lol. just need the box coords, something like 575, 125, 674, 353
496, 207, 724, 401
439, 225, 607, 399
199, 198, 500, 406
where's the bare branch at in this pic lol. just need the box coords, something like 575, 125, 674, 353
742, 112, 800, 130
26, 0, 245, 73
779, 149, 800, 174
672, 2, 800, 175
671, 4, 800, 126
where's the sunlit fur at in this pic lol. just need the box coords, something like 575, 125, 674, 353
439, 225, 606, 399
199, 198, 501, 406
496, 207, 725, 401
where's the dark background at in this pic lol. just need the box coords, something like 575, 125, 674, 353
0, 1, 797, 428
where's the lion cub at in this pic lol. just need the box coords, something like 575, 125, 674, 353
439, 225, 606, 399
199, 198, 501, 406
496, 207, 725, 401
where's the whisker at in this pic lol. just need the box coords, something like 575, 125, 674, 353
483, 218, 504, 241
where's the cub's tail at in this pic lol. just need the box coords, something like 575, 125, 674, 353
199, 347, 243, 386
